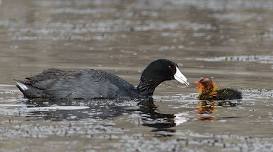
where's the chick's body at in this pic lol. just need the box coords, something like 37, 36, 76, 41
197, 77, 242, 100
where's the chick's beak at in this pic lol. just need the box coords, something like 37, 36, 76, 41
174, 67, 189, 86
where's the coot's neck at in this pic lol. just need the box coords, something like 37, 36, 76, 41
137, 79, 160, 97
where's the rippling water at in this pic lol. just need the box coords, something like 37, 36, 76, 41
1, 0, 273, 151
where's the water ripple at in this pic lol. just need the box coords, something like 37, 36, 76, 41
188, 55, 273, 64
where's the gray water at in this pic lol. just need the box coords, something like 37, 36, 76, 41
1, 0, 273, 151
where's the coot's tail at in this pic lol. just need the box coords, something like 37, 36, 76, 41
16, 81, 44, 98
16, 81, 28, 92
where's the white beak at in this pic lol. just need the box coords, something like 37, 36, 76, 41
174, 67, 189, 86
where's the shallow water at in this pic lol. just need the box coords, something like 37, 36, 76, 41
1, 0, 273, 151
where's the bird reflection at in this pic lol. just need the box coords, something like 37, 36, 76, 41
22, 98, 180, 134
195, 100, 216, 120
138, 103, 176, 134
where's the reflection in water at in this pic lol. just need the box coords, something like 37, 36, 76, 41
140, 105, 175, 129
195, 100, 240, 121
18, 98, 184, 133
24, 98, 140, 120
195, 100, 216, 120
139, 99, 190, 136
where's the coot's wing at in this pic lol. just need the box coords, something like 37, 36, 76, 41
18, 69, 137, 99
43, 69, 123, 99
17, 69, 68, 98
24, 68, 67, 89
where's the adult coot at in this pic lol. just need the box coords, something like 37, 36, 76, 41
16, 59, 189, 100
196, 77, 242, 100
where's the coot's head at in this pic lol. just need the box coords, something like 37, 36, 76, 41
196, 77, 217, 94
140, 59, 189, 86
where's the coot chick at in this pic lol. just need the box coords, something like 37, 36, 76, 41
196, 77, 242, 100
16, 59, 189, 100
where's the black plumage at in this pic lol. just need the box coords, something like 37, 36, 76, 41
16, 59, 189, 100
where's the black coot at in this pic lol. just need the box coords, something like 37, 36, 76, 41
16, 59, 189, 100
